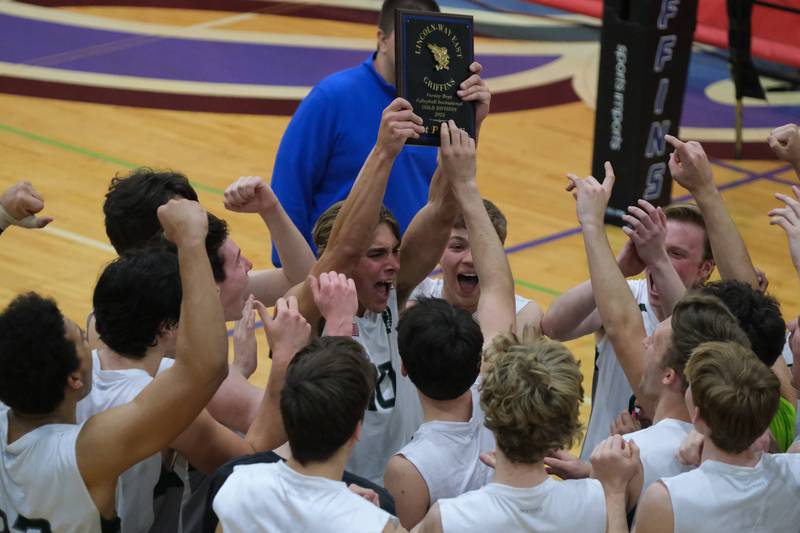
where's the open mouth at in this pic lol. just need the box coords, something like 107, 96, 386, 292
375, 281, 393, 301
457, 273, 479, 295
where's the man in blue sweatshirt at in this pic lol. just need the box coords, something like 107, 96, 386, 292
270, 0, 490, 265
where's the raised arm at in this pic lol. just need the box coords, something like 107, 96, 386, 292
666, 135, 758, 288
441, 120, 514, 340
541, 241, 644, 341
0, 181, 53, 234
769, 185, 800, 278
567, 163, 649, 408
77, 199, 228, 501
768, 123, 800, 179
224, 176, 316, 306
289, 98, 424, 326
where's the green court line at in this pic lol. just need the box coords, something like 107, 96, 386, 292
0, 122, 225, 196
514, 278, 562, 297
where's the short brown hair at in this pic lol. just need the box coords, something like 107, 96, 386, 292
312, 201, 400, 257
378, 0, 440, 34
480, 333, 584, 464
453, 198, 508, 244
664, 292, 751, 390
685, 341, 779, 454
663, 203, 713, 262
280, 337, 376, 465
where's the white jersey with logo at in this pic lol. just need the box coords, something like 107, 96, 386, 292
395, 384, 495, 504
581, 279, 661, 460
623, 418, 693, 503
661, 453, 800, 533
76, 351, 175, 533
0, 405, 107, 533
438, 477, 606, 533
349, 288, 423, 484
409, 277, 531, 315
213, 461, 393, 533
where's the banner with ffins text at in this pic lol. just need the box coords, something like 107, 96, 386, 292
592, 0, 699, 225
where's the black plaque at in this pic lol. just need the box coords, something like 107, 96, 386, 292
395, 9, 475, 146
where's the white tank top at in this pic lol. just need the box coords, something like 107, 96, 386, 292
349, 288, 424, 484
409, 277, 531, 315
396, 384, 495, 504
76, 351, 175, 533
0, 405, 107, 533
661, 453, 800, 533
438, 477, 607, 533
581, 279, 660, 460
213, 461, 393, 533
623, 418, 693, 503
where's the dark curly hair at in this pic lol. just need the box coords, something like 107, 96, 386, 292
0, 293, 80, 414
398, 297, 483, 400
103, 167, 198, 254
157, 211, 229, 283
697, 280, 785, 366
93, 248, 182, 358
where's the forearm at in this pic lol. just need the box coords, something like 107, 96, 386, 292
244, 353, 290, 451
693, 185, 758, 287
604, 490, 630, 533
646, 253, 685, 317
541, 280, 597, 340
206, 370, 263, 433
583, 224, 646, 394
260, 204, 315, 283
325, 146, 395, 263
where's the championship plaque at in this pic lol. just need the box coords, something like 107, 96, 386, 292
395, 9, 475, 146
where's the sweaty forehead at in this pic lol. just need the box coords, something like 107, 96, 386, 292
665, 220, 705, 251
370, 224, 400, 249
449, 228, 469, 241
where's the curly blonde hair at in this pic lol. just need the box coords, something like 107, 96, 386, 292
480, 332, 584, 464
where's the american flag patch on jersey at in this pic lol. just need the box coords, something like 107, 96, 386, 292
352, 322, 359, 337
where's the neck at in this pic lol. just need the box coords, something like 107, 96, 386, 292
700, 434, 760, 468
287, 445, 349, 482
98, 344, 165, 377
420, 389, 473, 423
492, 449, 550, 488
7, 401, 77, 444
373, 53, 394, 86
651, 390, 691, 425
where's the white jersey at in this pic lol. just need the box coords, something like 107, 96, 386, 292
213, 461, 392, 533
349, 288, 423, 484
395, 384, 495, 504
409, 277, 531, 315
623, 418, 693, 503
76, 351, 175, 533
438, 477, 606, 533
581, 279, 660, 460
661, 453, 800, 533
0, 405, 108, 533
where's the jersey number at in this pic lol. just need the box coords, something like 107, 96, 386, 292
0, 509, 52, 533
367, 361, 396, 411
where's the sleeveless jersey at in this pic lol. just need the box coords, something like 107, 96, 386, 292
438, 477, 607, 533
213, 461, 392, 533
76, 351, 175, 533
396, 384, 495, 504
0, 405, 111, 533
581, 279, 660, 460
349, 288, 424, 484
661, 453, 800, 533
623, 418, 693, 503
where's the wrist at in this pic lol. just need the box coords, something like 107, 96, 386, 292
324, 315, 355, 336
689, 182, 719, 202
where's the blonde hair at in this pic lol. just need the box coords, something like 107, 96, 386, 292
480, 332, 584, 464
685, 341, 780, 453
312, 201, 400, 257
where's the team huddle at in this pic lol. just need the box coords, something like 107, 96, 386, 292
1, 1, 800, 532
